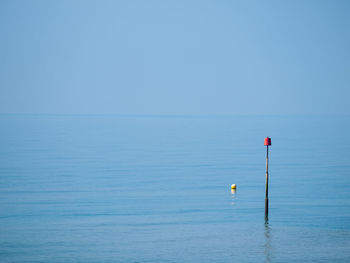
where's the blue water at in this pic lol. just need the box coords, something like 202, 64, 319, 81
0, 115, 350, 262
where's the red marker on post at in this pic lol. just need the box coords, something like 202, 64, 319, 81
264, 137, 271, 221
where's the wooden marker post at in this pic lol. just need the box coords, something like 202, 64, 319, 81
264, 137, 271, 221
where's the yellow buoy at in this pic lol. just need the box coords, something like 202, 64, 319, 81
231, 184, 236, 190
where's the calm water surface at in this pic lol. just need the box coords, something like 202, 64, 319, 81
0, 115, 350, 262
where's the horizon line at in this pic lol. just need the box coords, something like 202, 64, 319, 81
0, 113, 349, 117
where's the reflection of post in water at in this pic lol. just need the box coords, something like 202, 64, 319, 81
264, 222, 272, 263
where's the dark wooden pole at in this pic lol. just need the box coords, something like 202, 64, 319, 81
265, 145, 269, 220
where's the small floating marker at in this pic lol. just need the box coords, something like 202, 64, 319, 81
231, 184, 236, 190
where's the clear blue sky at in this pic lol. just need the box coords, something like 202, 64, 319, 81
1, 0, 349, 115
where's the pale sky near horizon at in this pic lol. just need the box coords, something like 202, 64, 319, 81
1, 0, 349, 115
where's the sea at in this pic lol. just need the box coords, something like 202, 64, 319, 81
0, 114, 349, 263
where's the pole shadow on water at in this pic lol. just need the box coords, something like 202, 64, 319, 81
264, 221, 272, 263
